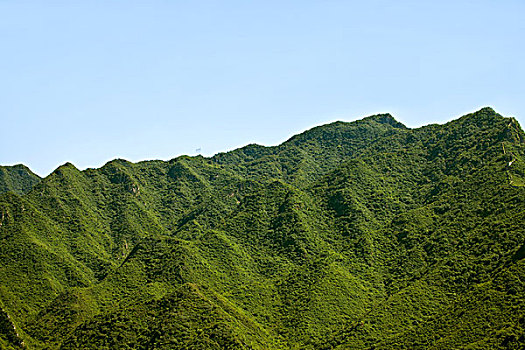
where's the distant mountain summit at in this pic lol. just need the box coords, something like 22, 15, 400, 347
0, 164, 40, 195
362, 113, 407, 128
0, 108, 524, 349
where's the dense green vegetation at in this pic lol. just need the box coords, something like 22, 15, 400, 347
0, 107, 524, 349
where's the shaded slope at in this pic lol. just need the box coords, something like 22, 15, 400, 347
0, 165, 41, 195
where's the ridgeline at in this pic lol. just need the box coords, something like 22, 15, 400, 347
1, 107, 524, 349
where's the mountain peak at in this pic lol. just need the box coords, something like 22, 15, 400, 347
454, 106, 505, 127
0, 164, 41, 195
57, 162, 79, 171
363, 113, 407, 129
478, 106, 496, 114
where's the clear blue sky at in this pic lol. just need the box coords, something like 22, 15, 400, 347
1, 0, 524, 176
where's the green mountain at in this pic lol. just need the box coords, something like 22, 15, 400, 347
0, 165, 40, 195
1, 107, 524, 349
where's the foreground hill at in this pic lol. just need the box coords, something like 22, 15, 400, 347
0, 107, 524, 349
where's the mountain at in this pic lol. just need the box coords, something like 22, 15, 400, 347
0, 107, 524, 349
0, 165, 40, 195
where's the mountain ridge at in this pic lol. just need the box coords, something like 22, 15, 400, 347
1, 107, 524, 349
3, 106, 514, 184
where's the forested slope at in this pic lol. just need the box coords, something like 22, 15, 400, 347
0, 107, 524, 349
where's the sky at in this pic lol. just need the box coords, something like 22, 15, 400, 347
1, 0, 524, 176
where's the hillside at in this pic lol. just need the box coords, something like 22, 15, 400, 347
0, 107, 524, 349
